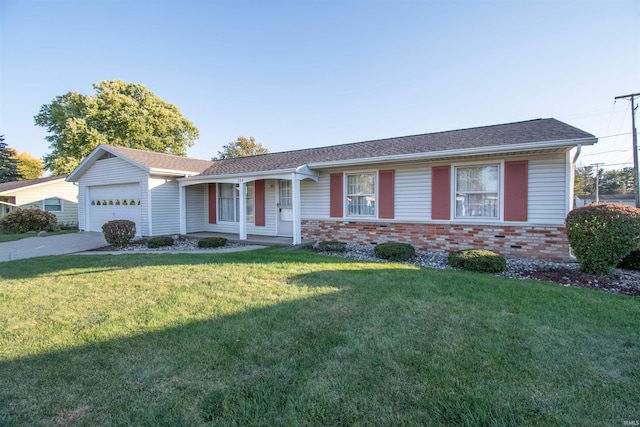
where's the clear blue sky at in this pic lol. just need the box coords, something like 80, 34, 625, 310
1, 0, 639, 172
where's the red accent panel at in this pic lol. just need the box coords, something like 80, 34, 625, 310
330, 173, 343, 218
431, 166, 451, 220
504, 160, 528, 221
208, 183, 217, 224
255, 180, 265, 226
378, 170, 395, 219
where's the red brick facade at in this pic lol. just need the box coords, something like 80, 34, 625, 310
302, 220, 571, 262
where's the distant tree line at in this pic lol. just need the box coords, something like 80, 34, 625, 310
575, 165, 635, 196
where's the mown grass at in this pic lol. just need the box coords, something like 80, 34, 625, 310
0, 249, 638, 426
0, 229, 77, 242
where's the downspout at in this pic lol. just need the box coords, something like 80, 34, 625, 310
571, 144, 582, 210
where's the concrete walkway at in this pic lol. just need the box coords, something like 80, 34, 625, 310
0, 232, 108, 262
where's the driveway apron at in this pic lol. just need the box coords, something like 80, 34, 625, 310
0, 232, 107, 262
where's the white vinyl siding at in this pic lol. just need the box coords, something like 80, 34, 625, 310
301, 174, 330, 218
185, 184, 205, 233
394, 164, 431, 221
528, 155, 567, 224
301, 153, 569, 226
149, 176, 180, 235
77, 156, 149, 234
9, 180, 79, 226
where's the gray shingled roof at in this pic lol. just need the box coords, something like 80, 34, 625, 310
0, 175, 67, 194
106, 145, 214, 173
199, 118, 595, 177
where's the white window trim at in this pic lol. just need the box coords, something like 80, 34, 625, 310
245, 181, 255, 223
217, 182, 255, 223
451, 160, 504, 222
344, 170, 378, 218
43, 197, 63, 213
218, 183, 238, 223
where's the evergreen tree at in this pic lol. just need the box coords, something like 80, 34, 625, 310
0, 135, 23, 183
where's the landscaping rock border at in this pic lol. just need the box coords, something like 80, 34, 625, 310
316, 243, 640, 297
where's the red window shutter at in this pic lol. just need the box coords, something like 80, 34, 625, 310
504, 160, 528, 221
255, 179, 266, 226
330, 173, 343, 218
431, 166, 451, 220
378, 170, 394, 219
208, 183, 217, 224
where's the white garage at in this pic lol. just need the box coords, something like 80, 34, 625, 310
67, 144, 214, 237
87, 183, 142, 234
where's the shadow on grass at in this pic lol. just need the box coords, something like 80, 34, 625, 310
2, 260, 639, 426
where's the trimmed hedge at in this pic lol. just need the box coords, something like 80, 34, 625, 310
0, 208, 57, 233
374, 242, 416, 262
565, 203, 640, 275
147, 236, 174, 248
102, 220, 136, 246
315, 241, 347, 253
448, 249, 507, 273
198, 237, 227, 248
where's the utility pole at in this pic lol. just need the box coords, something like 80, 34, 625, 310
591, 163, 604, 204
614, 92, 640, 208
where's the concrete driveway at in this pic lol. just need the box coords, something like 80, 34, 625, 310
0, 232, 108, 262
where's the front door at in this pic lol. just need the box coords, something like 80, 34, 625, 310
277, 180, 293, 236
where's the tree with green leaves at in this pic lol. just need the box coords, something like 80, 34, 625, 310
35, 80, 200, 174
216, 136, 268, 160
600, 167, 634, 194
0, 135, 23, 183
574, 165, 595, 196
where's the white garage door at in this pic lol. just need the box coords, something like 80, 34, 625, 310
88, 183, 142, 234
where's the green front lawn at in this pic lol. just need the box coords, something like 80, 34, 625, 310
0, 229, 78, 243
1, 249, 638, 425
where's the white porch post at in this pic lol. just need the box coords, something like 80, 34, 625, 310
179, 184, 186, 235
291, 173, 301, 245
239, 181, 247, 240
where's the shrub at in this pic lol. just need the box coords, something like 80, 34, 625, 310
198, 237, 227, 248
0, 208, 57, 233
448, 249, 507, 273
374, 242, 416, 262
315, 241, 347, 252
565, 203, 640, 275
102, 220, 136, 246
147, 236, 174, 248
618, 250, 640, 271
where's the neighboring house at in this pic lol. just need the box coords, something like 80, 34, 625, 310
68, 118, 597, 261
0, 175, 78, 226
574, 194, 636, 208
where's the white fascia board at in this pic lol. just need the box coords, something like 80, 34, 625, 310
307, 137, 597, 169
178, 168, 300, 186
148, 168, 202, 177
0, 178, 66, 196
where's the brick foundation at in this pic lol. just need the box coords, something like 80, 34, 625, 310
302, 220, 571, 262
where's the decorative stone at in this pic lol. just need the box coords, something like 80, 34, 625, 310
37, 230, 48, 237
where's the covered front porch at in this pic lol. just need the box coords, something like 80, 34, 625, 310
178, 166, 319, 245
